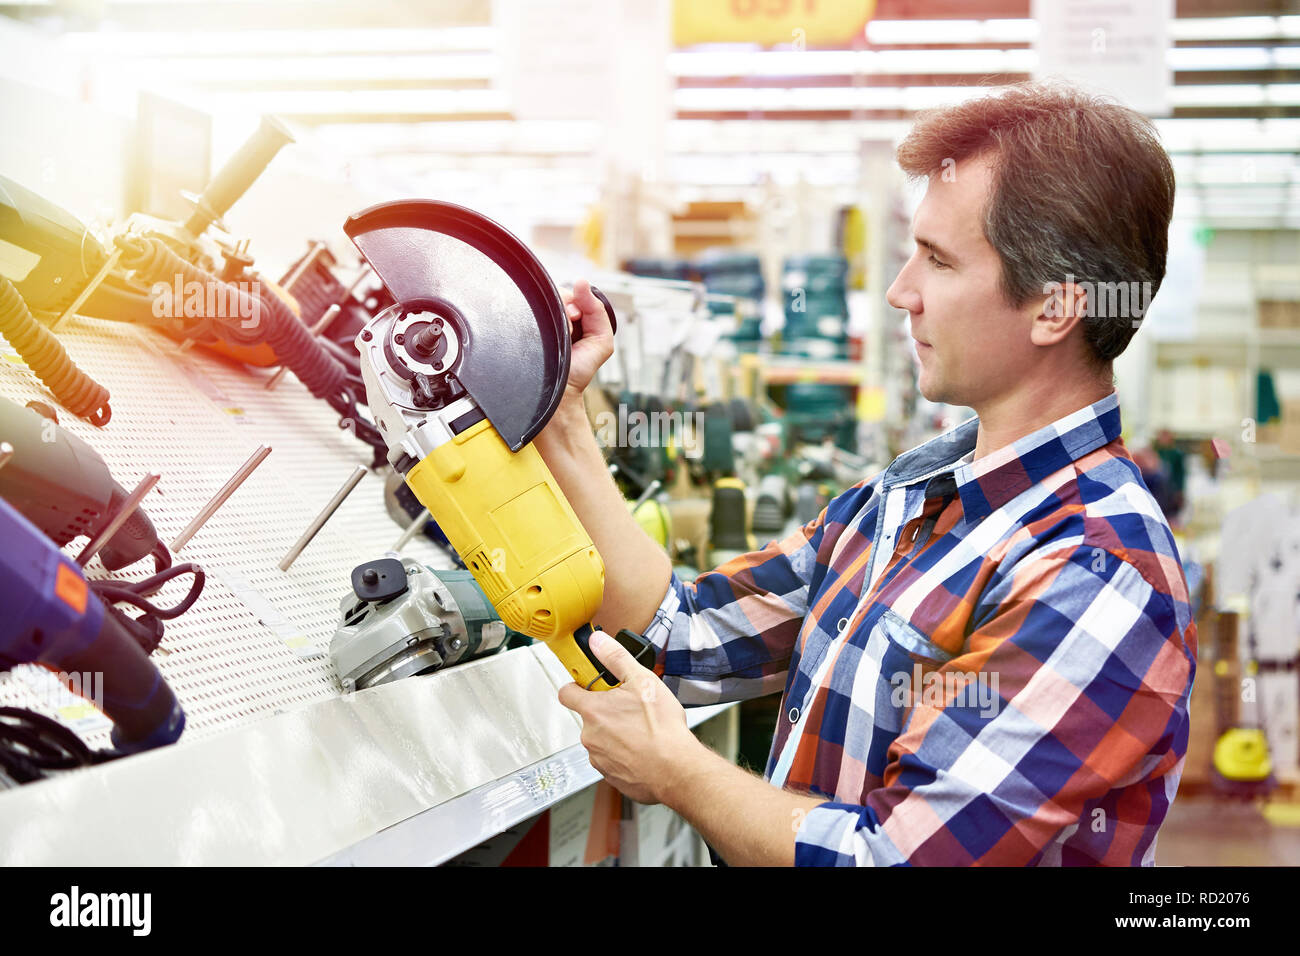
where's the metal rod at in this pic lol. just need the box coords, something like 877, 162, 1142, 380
75, 472, 161, 567
281, 240, 327, 293
52, 246, 122, 332
170, 444, 272, 552
310, 302, 344, 336
0, 442, 13, 471
278, 465, 367, 571
391, 507, 430, 552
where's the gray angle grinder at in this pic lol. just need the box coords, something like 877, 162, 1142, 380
329, 555, 520, 692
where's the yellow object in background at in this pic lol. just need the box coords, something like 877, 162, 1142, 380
630, 497, 672, 549
1212, 727, 1273, 782
673, 0, 876, 47
840, 204, 867, 289
857, 386, 886, 422
1262, 802, 1300, 827
578, 204, 604, 267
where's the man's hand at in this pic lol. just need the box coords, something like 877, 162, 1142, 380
557, 630, 701, 805
560, 278, 615, 402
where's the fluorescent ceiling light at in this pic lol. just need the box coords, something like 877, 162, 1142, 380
670, 48, 1039, 76
145, 53, 499, 84
674, 84, 1300, 112
1156, 117, 1300, 152
865, 19, 1037, 44
671, 46, 1286, 77
1275, 47, 1300, 68
1167, 47, 1273, 70
312, 120, 600, 154
196, 87, 510, 116
864, 15, 1296, 46
59, 26, 495, 57
1168, 84, 1300, 107
668, 50, 859, 76
675, 85, 985, 111
871, 49, 1037, 73
1171, 16, 1285, 41
669, 117, 912, 145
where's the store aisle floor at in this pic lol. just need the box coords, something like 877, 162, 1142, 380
1158, 796, 1300, 865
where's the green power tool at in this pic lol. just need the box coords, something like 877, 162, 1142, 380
329, 556, 523, 693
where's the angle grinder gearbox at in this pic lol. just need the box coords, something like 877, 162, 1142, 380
330, 556, 518, 692
344, 200, 653, 691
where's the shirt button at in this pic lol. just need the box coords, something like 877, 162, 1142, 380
788, 706, 800, 723
836, 617, 849, 634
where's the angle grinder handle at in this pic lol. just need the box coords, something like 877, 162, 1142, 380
98, 479, 165, 572
184, 115, 295, 236
571, 286, 618, 342
572, 623, 655, 690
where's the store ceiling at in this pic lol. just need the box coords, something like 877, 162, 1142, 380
1, 0, 1297, 227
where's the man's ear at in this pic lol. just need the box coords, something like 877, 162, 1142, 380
1032, 280, 1088, 347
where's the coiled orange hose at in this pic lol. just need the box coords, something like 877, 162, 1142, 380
0, 276, 111, 426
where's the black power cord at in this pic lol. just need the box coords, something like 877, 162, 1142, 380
88, 562, 205, 655
0, 707, 120, 785
0, 563, 205, 784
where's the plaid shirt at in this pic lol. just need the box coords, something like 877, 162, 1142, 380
643, 392, 1196, 866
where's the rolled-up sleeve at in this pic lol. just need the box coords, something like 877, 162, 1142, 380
639, 509, 828, 706
793, 549, 1195, 866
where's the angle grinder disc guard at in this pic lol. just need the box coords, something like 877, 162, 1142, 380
344, 200, 570, 451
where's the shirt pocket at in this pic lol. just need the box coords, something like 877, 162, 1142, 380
848, 610, 955, 768
870, 610, 957, 737
875, 609, 955, 665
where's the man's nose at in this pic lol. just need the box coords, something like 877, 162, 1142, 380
886, 265, 921, 315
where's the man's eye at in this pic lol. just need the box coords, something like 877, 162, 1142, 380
928, 254, 950, 270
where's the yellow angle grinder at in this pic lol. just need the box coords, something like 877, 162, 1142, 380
344, 200, 652, 690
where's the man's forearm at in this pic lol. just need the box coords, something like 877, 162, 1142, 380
660, 736, 824, 867
533, 395, 672, 634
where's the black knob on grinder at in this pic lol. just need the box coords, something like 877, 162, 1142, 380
351, 558, 408, 603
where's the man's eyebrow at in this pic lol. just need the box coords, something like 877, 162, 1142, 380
915, 236, 959, 264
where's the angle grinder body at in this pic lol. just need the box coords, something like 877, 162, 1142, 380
345, 200, 652, 691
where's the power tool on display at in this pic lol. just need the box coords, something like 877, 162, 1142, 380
344, 200, 654, 690
329, 555, 521, 692
0, 497, 186, 769
0, 397, 167, 572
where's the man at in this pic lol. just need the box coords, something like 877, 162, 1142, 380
538, 81, 1196, 866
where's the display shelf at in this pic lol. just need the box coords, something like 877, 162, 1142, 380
1152, 333, 1300, 366
317, 698, 736, 867
0, 637, 734, 866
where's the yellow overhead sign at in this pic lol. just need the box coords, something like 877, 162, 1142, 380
674, 0, 876, 47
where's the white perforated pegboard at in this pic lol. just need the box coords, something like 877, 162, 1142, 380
0, 315, 454, 748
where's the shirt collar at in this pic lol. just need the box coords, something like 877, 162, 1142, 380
884, 391, 1123, 522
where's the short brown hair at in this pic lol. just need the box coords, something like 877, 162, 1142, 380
896, 81, 1176, 363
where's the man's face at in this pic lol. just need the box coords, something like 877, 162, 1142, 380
885, 154, 1040, 408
